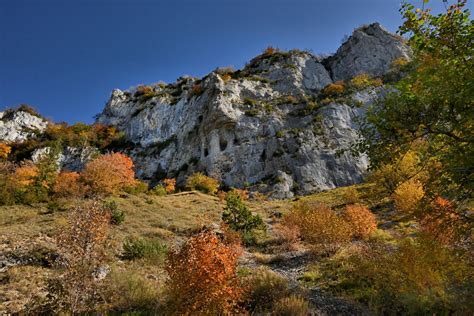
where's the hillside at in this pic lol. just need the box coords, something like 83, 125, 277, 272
1, 4, 473, 314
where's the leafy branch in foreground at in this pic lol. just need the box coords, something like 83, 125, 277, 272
357, 0, 473, 198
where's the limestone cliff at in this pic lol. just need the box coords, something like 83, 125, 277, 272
96, 23, 410, 198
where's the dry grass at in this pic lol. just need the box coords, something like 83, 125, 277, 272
0, 184, 407, 313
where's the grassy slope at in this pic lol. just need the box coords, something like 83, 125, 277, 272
0, 185, 412, 314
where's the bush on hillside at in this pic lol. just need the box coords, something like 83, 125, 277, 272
222, 191, 265, 233
38, 200, 111, 313
164, 230, 242, 315
122, 237, 167, 262
81, 153, 136, 196
338, 238, 473, 314
244, 267, 290, 313
343, 204, 377, 239
0, 142, 11, 160
185, 172, 219, 194
163, 178, 176, 194
393, 178, 425, 214
322, 82, 345, 97
282, 201, 352, 246
53, 171, 84, 198
420, 197, 466, 245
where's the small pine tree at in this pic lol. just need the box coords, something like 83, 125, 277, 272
222, 191, 265, 233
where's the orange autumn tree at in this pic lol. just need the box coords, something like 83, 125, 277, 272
12, 163, 39, 187
81, 152, 136, 196
343, 204, 377, 239
420, 197, 466, 245
165, 230, 243, 314
53, 171, 84, 198
163, 178, 176, 194
0, 143, 11, 160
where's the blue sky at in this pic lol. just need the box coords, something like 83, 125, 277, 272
0, 0, 467, 123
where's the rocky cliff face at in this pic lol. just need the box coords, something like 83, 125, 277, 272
325, 23, 411, 81
96, 23, 410, 198
0, 109, 48, 142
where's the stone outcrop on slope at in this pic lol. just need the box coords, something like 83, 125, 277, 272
325, 23, 412, 81
96, 23, 409, 198
0, 109, 48, 142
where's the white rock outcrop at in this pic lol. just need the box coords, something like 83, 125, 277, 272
0, 110, 48, 142
325, 23, 412, 81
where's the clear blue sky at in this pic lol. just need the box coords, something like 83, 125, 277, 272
0, 0, 466, 124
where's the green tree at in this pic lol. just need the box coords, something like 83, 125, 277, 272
222, 191, 265, 233
359, 0, 473, 197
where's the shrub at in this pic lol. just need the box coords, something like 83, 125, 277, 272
53, 172, 83, 198
368, 149, 423, 196
222, 191, 265, 233
339, 238, 473, 314
185, 172, 219, 194
220, 73, 232, 82
393, 179, 425, 214
263, 46, 278, 56
12, 163, 39, 187
81, 152, 136, 196
285, 95, 298, 105
245, 109, 259, 116
11, 161, 52, 204
420, 197, 465, 245
165, 230, 242, 315
0, 162, 17, 205
190, 83, 204, 97
342, 186, 360, 204
350, 73, 372, 88
151, 184, 167, 196
282, 201, 352, 246
215, 66, 235, 75
134, 85, 154, 98
273, 222, 300, 250
322, 82, 345, 96
122, 237, 167, 262
104, 200, 125, 225
243, 97, 257, 106
17, 104, 41, 117
44, 200, 111, 313
0, 142, 11, 160
343, 204, 377, 239
163, 178, 176, 194
123, 180, 149, 195
391, 57, 410, 70
245, 267, 289, 313
349, 73, 383, 89
229, 188, 249, 201
272, 296, 310, 316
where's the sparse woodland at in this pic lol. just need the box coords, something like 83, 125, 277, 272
0, 1, 473, 315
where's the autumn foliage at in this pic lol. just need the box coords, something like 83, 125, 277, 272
185, 172, 219, 194
393, 179, 425, 214
343, 204, 377, 239
165, 230, 242, 314
163, 178, 176, 194
420, 197, 464, 245
81, 153, 136, 196
53, 171, 83, 198
47, 200, 111, 313
0, 142, 11, 160
322, 82, 345, 96
283, 202, 352, 246
12, 163, 39, 187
